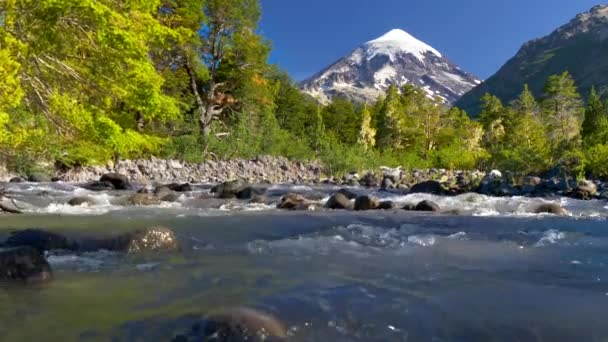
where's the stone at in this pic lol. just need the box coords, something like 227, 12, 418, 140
381, 177, 394, 190
325, 193, 353, 210
99, 173, 132, 190
27, 173, 51, 183
377, 201, 396, 210
402, 203, 417, 211
212, 180, 246, 199
415, 200, 440, 212
410, 180, 446, 195
83, 180, 115, 192
354, 195, 379, 211
81, 227, 179, 253
336, 188, 358, 200
164, 183, 193, 192
0, 247, 52, 283
160, 193, 181, 202
9, 177, 24, 183
277, 193, 315, 210
3, 229, 77, 252
0, 197, 33, 214
534, 203, 567, 215
68, 197, 96, 206
236, 187, 266, 200
173, 307, 286, 342
127, 193, 161, 206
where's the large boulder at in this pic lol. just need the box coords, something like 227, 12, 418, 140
354, 195, 379, 211
533, 203, 567, 215
68, 196, 96, 206
173, 307, 286, 342
325, 192, 353, 210
127, 193, 161, 206
212, 180, 246, 199
164, 183, 193, 192
277, 193, 315, 210
336, 188, 358, 200
100, 173, 132, 190
80, 227, 180, 253
415, 200, 441, 212
9, 177, 24, 183
82, 180, 115, 192
410, 180, 447, 195
0, 197, 27, 214
377, 201, 396, 210
569, 180, 598, 200
0, 247, 52, 283
27, 172, 51, 183
3, 229, 77, 252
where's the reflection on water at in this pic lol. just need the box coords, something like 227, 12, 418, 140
0, 183, 607, 340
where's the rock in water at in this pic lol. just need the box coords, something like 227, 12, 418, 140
82, 227, 180, 253
277, 193, 315, 210
534, 203, 567, 215
236, 187, 266, 200
336, 188, 358, 200
4, 229, 77, 252
0, 246, 52, 283
410, 181, 447, 195
165, 183, 193, 192
127, 193, 161, 206
173, 307, 287, 342
0, 197, 26, 214
377, 201, 396, 210
415, 200, 440, 212
325, 193, 352, 210
68, 196, 96, 206
354, 195, 379, 211
212, 180, 246, 199
100, 173, 132, 190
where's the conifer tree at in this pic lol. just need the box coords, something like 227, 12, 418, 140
541, 71, 584, 149
582, 86, 606, 142
376, 85, 403, 149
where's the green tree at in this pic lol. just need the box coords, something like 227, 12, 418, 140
376, 85, 403, 149
321, 98, 360, 145
582, 86, 606, 143
358, 104, 376, 149
541, 71, 584, 150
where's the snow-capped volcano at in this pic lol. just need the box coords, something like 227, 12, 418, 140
300, 29, 481, 104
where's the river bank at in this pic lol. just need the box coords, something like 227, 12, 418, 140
2, 156, 607, 201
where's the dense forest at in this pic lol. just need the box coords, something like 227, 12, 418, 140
0, 1, 607, 178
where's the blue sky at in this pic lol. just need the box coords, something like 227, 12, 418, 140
259, 0, 601, 81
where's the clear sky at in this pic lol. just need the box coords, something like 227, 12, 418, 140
259, 0, 602, 81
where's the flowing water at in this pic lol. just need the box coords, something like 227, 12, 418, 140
1, 182, 608, 341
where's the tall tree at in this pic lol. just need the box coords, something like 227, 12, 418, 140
541, 71, 584, 149
358, 104, 376, 149
582, 86, 606, 142
376, 85, 403, 149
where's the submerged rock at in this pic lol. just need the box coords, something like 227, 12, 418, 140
534, 203, 567, 215
354, 195, 379, 211
415, 200, 441, 212
0, 196, 34, 214
68, 196, 96, 206
377, 201, 396, 210
81, 226, 180, 253
236, 187, 266, 200
4, 229, 77, 252
212, 180, 247, 199
127, 193, 161, 206
410, 180, 446, 195
0, 246, 52, 283
100, 173, 132, 190
173, 307, 286, 342
277, 193, 315, 210
325, 193, 352, 210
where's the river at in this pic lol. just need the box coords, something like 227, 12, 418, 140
1, 182, 607, 341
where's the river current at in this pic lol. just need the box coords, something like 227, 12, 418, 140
1, 182, 607, 341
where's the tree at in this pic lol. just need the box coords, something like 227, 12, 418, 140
196, 0, 268, 135
321, 98, 360, 145
358, 104, 376, 149
582, 86, 606, 142
541, 71, 584, 150
376, 85, 403, 149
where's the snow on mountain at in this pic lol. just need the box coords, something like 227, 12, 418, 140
300, 29, 481, 105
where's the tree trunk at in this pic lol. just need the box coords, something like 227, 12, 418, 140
184, 58, 209, 136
